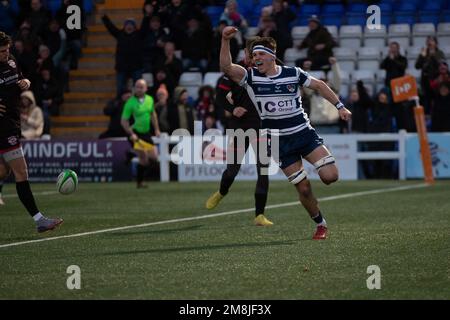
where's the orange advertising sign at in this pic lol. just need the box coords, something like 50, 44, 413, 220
390, 75, 418, 103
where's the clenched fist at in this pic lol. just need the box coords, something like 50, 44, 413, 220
222, 26, 238, 40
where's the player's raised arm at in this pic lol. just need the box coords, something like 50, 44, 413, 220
307, 77, 352, 121
220, 26, 246, 84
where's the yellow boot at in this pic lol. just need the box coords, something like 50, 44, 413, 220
254, 214, 273, 226
205, 191, 224, 209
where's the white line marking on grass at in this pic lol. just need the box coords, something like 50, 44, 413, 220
0, 183, 428, 249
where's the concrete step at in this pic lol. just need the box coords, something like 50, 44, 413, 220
70, 68, 116, 81
81, 46, 115, 59
78, 57, 115, 69
51, 126, 107, 139
51, 115, 109, 127
100, 1, 143, 9
61, 102, 106, 116
69, 79, 116, 92
87, 35, 116, 47
64, 91, 115, 103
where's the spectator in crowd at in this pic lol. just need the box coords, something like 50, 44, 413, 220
154, 84, 171, 133
99, 89, 132, 139
346, 81, 371, 133
149, 66, 176, 100
42, 19, 66, 69
169, 86, 196, 134
256, 16, 278, 39
431, 82, 450, 132
209, 20, 238, 72
22, 0, 51, 38
158, 0, 190, 49
102, 15, 143, 96
220, 0, 248, 36
304, 57, 341, 133
0, 0, 17, 35
415, 36, 446, 114
180, 15, 210, 72
140, 15, 169, 73
35, 44, 54, 75
14, 21, 42, 55
297, 15, 336, 71
154, 41, 183, 86
12, 39, 35, 80
34, 68, 63, 133
380, 41, 407, 86
195, 85, 215, 124
367, 90, 393, 134
271, 0, 296, 61
430, 61, 450, 92
20, 90, 44, 140
56, 0, 85, 70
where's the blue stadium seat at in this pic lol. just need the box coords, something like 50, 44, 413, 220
418, 13, 440, 25
420, 2, 442, 12
441, 10, 450, 22
347, 3, 367, 14
322, 4, 345, 15
47, 0, 61, 15
346, 15, 367, 27
396, 3, 418, 12
299, 4, 320, 16
83, 0, 93, 15
381, 14, 393, 26
395, 14, 416, 25
378, 3, 393, 13
295, 15, 310, 26
321, 15, 343, 28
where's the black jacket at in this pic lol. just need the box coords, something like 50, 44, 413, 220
380, 54, 407, 86
102, 15, 143, 72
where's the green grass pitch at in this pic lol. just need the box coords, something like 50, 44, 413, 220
0, 180, 449, 299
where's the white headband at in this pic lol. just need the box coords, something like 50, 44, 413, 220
252, 45, 276, 58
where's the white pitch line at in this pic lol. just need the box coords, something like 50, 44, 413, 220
0, 183, 428, 249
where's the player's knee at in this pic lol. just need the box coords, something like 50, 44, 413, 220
320, 169, 339, 185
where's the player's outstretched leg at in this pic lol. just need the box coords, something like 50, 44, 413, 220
283, 161, 328, 240
5, 154, 63, 233
254, 161, 272, 226
205, 163, 241, 209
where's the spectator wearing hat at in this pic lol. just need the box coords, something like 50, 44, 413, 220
169, 86, 196, 134
102, 14, 143, 95
297, 15, 337, 71
99, 89, 132, 139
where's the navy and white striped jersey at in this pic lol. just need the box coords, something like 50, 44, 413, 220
239, 65, 312, 136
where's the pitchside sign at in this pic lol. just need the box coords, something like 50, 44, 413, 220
23, 140, 131, 182
390, 75, 418, 103
178, 135, 357, 181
